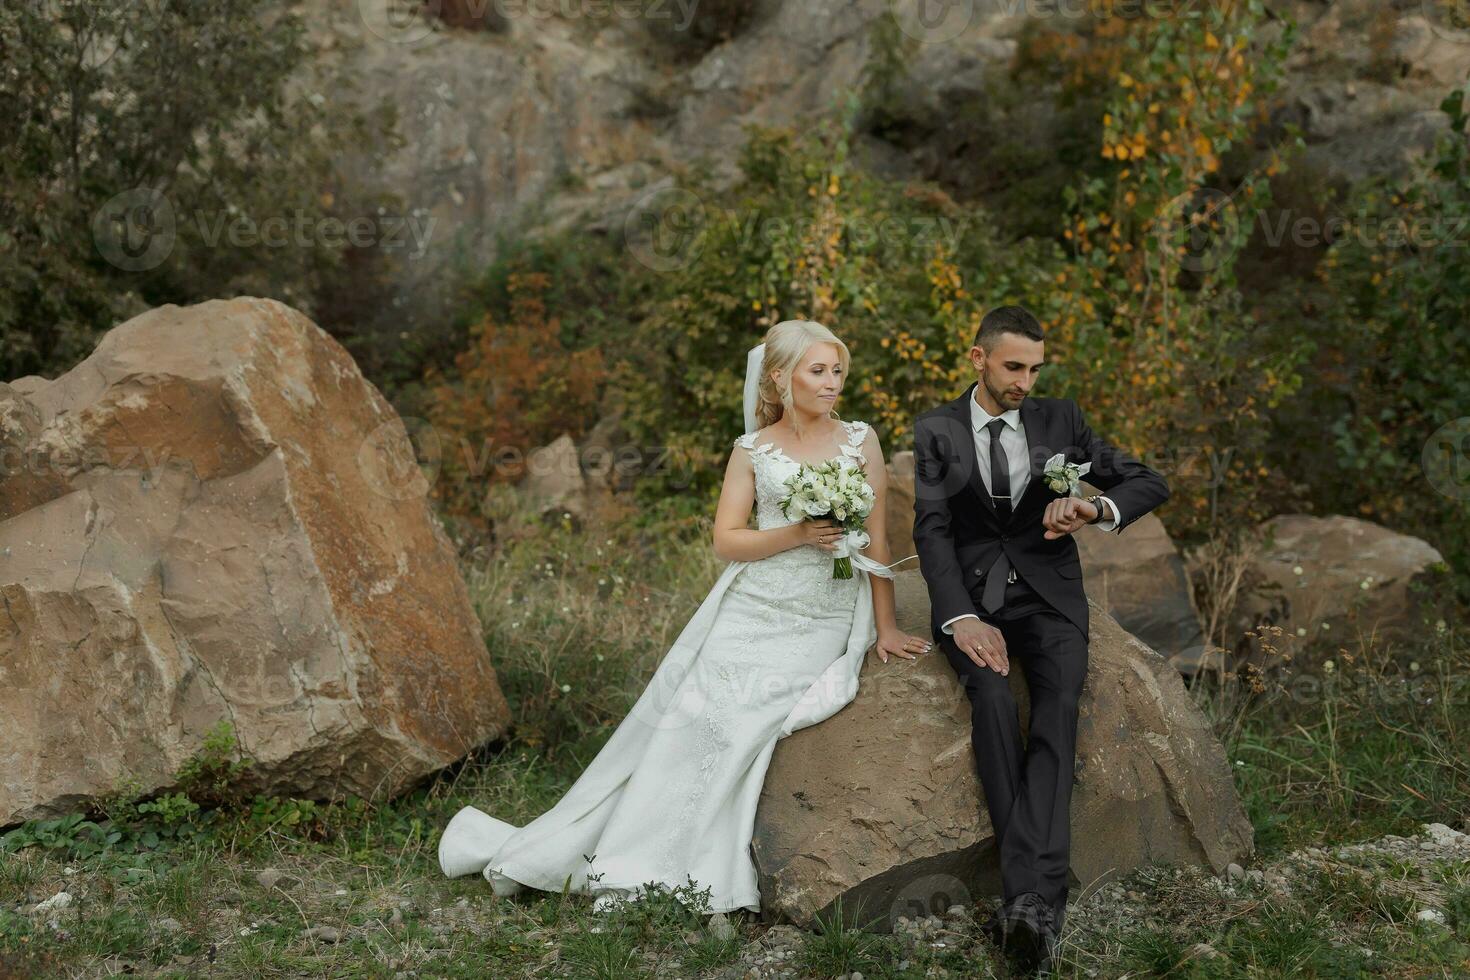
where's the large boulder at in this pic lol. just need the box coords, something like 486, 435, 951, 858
0, 298, 510, 826
1075, 480, 1210, 674
751, 570, 1250, 930
1228, 514, 1445, 664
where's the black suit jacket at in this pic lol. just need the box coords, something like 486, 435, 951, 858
911, 383, 1170, 642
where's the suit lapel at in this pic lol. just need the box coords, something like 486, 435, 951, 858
1012, 396, 1047, 518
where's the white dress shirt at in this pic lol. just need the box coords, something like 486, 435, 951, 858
940, 393, 1122, 634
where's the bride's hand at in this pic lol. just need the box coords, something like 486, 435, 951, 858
874, 627, 932, 663
798, 518, 843, 552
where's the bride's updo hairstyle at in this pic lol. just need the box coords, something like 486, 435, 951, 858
754, 319, 851, 430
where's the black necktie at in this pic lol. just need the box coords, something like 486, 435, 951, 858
980, 417, 1014, 612
986, 418, 1011, 524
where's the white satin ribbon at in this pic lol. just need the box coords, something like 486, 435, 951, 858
832, 529, 920, 579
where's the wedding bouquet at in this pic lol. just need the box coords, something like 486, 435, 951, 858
778, 459, 878, 579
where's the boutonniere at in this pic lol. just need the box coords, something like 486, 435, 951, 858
1042, 453, 1091, 497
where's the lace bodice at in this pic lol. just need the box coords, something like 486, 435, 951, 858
733, 419, 871, 531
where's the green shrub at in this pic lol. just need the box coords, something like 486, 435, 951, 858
0, 0, 391, 380
1311, 88, 1470, 600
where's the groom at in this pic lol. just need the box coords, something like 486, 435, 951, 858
911, 306, 1169, 970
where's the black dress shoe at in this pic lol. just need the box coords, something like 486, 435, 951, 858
997, 892, 1053, 968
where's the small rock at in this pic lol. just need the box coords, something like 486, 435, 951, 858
158, 918, 184, 933
1226, 862, 1245, 880
306, 925, 343, 943
1424, 823, 1464, 846
1188, 942, 1223, 960
33, 892, 72, 914
708, 911, 734, 940
388, 907, 404, 928
256, 869, 285, 889
1417, 909, 1446, 926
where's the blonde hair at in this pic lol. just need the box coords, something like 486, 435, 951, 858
753, 319, 851, 430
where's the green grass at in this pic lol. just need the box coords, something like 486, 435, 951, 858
1198, 615, 1470, 857
2, 499, 1468, 977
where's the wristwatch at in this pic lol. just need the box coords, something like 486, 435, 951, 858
1083, 493, 1106, 524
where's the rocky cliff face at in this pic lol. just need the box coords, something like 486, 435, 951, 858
311, 0, 1470, 319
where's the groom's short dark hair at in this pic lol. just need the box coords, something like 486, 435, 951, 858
974, 306, 1044, 352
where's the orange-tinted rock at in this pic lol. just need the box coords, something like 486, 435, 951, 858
752, 570, 1250, 930
0, 298, 509, 825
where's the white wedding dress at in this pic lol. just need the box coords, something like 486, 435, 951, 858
438, 419, 881, 914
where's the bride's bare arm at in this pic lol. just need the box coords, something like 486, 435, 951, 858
712, 444, 840, 562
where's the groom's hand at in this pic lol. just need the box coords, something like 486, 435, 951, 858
952, 619, 1009, 675
1042, 497, 1098, 540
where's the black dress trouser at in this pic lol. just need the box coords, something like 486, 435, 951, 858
936, 566, 1088, 925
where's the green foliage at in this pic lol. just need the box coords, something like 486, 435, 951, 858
796, 895, 897, 977
1217, 616, 1470, 855
0, 0, 393, 380
0, 812, 118, 858
616, 99, 1046, 502
606, 2, 1314, 544
1312, 87, 1470, 597
1047, 0, 1310, 536
0, 720, 262, 859
464, 493, 721, 752
175, 719, 254, 807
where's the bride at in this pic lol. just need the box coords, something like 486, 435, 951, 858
438, 318, 932, 914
